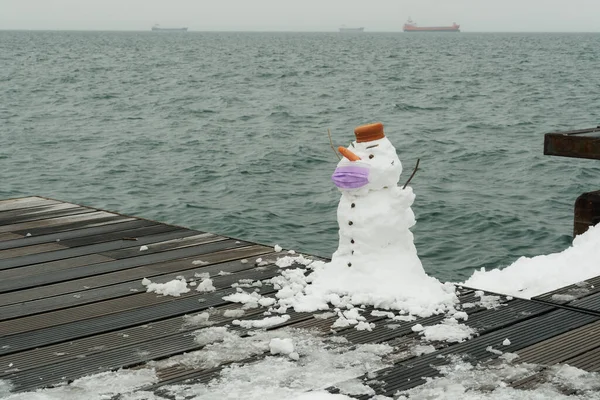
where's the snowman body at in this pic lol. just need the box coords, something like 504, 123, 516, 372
295, 123, 456, 314
330, 136, 425, 277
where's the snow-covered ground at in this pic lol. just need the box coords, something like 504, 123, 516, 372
3, 226, 600, 399
3, 328, 600, 400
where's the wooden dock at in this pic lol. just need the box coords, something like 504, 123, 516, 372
1, 196, 600, 397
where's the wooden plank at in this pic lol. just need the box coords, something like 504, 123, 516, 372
56, 222, 171, 248
533, 275, 600, 305
156, 295, 555, 389
0, 202, 79, 221
0, 219, 155, 251
0, 207, 95, 227
0, 252, 306, 358
563, 345, 600, 372
0, 229, 202, 270
0, 196, 41, 206
0, 233, 23, 242
0, 246, 273, 306
0, 246, 275, 319
343, 297, 553, 345
0, 301, 274, 391
100, 233, 223, 259
0, 297, 314, 391
14, 312, 315, 393
0, 289, 208, 337
0, 211, 119, 234
0, 256, 296, 376
343, 309, 599, 397
0, 253, 116, 282
0, 197, 56, 212
11, 215, 134, 237
517, 320, 600, 365
0, 242, 68, 260
0, 283, 256, 355
148, 311, 319, 389
0, 243, 271, 334
0, 302, 258, 379
0, 238, 243, 293
140, 291, 520, 389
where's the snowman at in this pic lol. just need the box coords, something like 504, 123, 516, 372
330, 122, 421, 274
298, 122, 456, 314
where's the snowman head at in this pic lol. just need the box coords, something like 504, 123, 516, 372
332, 122, 403, 192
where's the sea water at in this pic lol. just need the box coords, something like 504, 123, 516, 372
1, 31, 599, 281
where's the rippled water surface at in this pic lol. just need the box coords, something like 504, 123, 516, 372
1, 31, 599, 281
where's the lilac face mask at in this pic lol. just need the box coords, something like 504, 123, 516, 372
332, 166, 370, 189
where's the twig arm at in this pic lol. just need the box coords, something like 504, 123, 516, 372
402, 158, 420, 189
328, 129, 341, 161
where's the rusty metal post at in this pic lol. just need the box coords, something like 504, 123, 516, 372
543, 126, 600, 237
574, 191, 600, 236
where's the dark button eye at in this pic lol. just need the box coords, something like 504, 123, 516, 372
369, 154, 374, 159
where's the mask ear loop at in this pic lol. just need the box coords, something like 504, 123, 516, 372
328, 129, 341, 161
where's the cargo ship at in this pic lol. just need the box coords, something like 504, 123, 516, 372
339, 27, 365, 33
403, 18, 460, 32
151, 24, 188, 32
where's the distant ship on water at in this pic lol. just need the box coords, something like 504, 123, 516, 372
151, 24, 188, 32
339, 27, 365, 33
403, 18, 460, 32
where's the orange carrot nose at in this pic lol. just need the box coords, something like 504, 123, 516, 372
338, 146, 361, 161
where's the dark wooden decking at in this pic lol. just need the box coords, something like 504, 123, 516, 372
1, 196, 600, 397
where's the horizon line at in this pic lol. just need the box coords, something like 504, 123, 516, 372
1, 28, 599, 34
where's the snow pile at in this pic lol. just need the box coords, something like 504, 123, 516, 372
0, 369, 157, 400
464, 223, 600, 299
418, 318, 476, 343
411, 344, 436, 356
196, 278, 216, 293
232, 315, 290, 329
292, 393, 357, 400
193, 272, 216, 293
334, 379, 376, 397
152, 328, 393, 400
472, 291, 503, 310
141, 277, 189, 297
275, 254, 314, 269
396, 357, 600, 400
183, 312, 211, 327
0, 381, 13, 398
269, 338, 299, 360
223, 290, 264, 309
223, 250, 475, 337
223, 309, 245, 318
269, 337, 294, 355
550, 364, 600, 392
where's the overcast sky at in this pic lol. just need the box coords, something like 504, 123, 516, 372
1, 0, 599, 32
